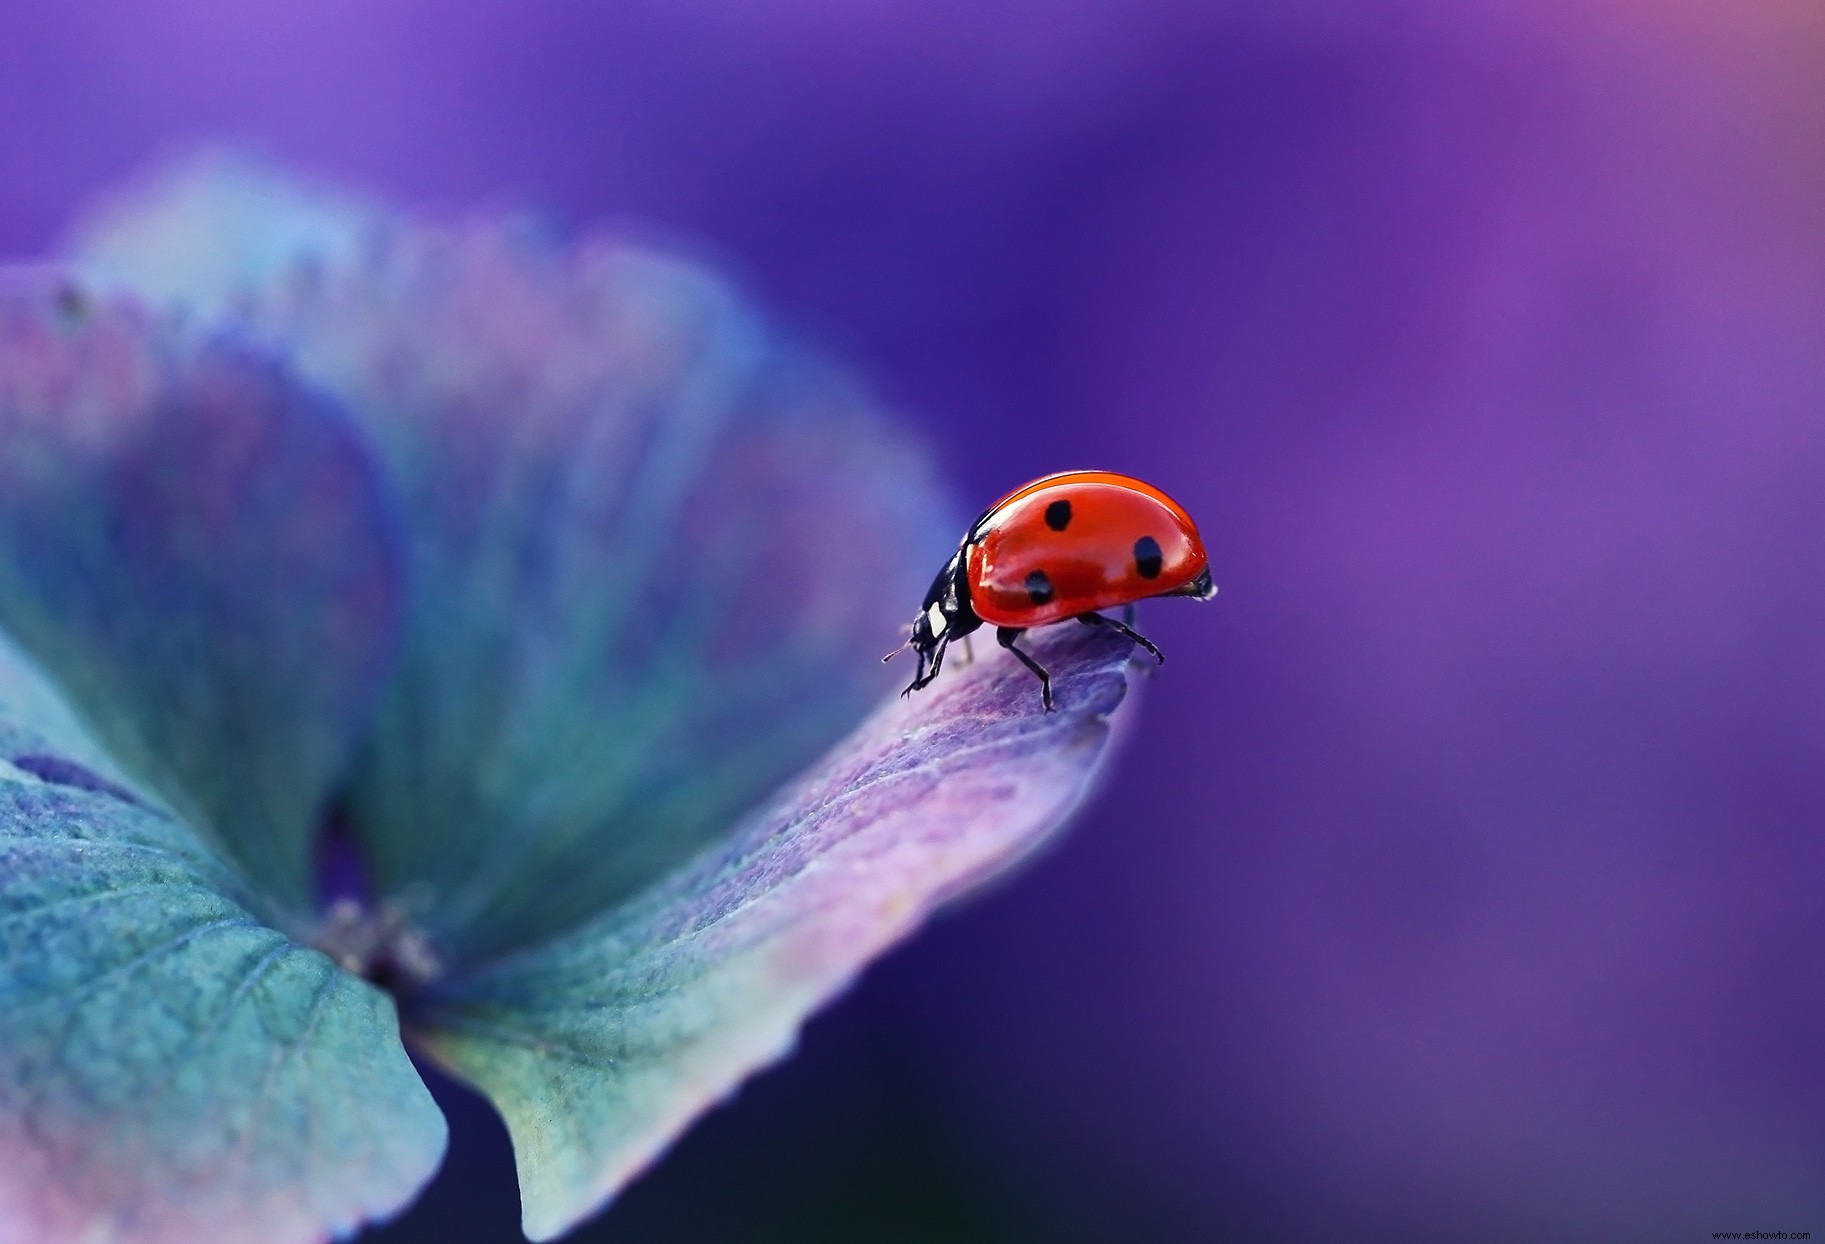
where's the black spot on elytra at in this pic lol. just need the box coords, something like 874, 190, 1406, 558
1045, 499, 1072, 531
1025, 569, 1055, 605
11, 754, 145, 807
1134, 535, 1164, 579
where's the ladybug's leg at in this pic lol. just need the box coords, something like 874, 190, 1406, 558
904, 634, 951, 696
996, 626, 1054, 712
924, 634, 950, 686
1079, 611, 1165, 665
1122, 603, 1136, 626
901, 643, 930, 697
899, 647, 925, 697
959, 633, 975, 666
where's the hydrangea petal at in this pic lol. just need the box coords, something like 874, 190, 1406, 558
103, 184, 955, 964
0, 279, 403, 912
0, 629, 445, 1244
73, 151, 383, 320
413, 625, 1140, 1240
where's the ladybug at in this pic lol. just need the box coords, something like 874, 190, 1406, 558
890, 471, 1214, 711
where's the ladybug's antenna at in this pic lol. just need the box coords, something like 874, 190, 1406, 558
882, 625, 915, 663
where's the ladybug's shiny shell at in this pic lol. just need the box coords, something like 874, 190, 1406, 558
964, 471, 1208, 628
894, 469, 1212, 712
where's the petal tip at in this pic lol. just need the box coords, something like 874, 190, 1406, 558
416, 612, 1151, 1240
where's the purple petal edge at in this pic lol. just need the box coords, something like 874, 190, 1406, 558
414, 624, 1143, 1240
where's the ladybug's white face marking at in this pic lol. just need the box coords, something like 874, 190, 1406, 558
925, 602, 948, 637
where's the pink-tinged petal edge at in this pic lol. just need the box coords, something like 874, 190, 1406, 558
413, 624, 1141, 1240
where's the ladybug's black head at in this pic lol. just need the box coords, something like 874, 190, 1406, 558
888, 548, 981, 692
909, 604, 939, 653
908, 589, 960, 659
914, 550, 978, 648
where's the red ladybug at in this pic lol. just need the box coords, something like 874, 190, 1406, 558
892, 471, 1214, 711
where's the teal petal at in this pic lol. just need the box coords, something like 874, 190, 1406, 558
414, 626, 1141, 1241
88, 175, 954, 964
0, 279, 404, 912
0, 630, 445, 1243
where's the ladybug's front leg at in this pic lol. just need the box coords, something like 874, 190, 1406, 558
996, 626, 1054, 712
904, 633, 951, 697
900, 644, 927, 697
1078, 611, 1165, 665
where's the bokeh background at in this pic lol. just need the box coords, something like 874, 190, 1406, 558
5, 3, 1825, 1241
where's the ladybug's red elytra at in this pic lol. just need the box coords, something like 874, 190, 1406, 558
890, 471, 1214, 711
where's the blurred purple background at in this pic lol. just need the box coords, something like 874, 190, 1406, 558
6, 3, 1825, 1240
